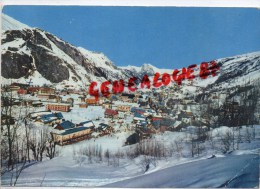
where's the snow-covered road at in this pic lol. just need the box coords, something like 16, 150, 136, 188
103, 154, 259, 188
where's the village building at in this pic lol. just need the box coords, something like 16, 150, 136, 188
36, 112, 64, 125
37, 94, 57, 100
17, 89, 27, 95
78, 120, 95, 128
104, 109, 118, 119
86, 98, 99, 105
9, 85, 20, 91
46, 103, 71, 112
102, 101, 112, 109
79, 103, 88, 108
27, 87, 42, 94
117, 104, 131, 112
151, 118, 176, 132
97, 123, 114, 136
9, 83, 29, 90
38, 87, 55, 94
54, 120, 75, 130
51, 126, 93, 145
29, 111, 52, 119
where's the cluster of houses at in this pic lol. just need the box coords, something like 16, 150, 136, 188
29, 110, 114, 145
4, 82, 212, 146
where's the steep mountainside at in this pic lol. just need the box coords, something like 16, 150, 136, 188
1, 14, 133, 89
1, 14, 260, 91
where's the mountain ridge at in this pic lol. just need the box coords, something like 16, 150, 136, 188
1, 13, 260, 92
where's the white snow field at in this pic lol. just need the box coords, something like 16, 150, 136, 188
1, 124, 260, 187
104, 154, 259, 188
1, 153, 259, 187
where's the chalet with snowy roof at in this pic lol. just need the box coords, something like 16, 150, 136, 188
54, 120, 75, 130
46, 103, 71, 112
104, 109, 118, 119
51, 126, 93, 145
78, 120, 95, 129
29, 110, 51, 119
36, 112, 64, 125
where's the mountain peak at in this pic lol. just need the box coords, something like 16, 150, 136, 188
1, 14, 31, 32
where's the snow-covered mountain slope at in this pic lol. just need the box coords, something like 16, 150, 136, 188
104, 154, 259, 188
2, 14, 31, 31
1, 14, 132, 89
1, 13, 260, 92
121, 63, 172, 78
208, 52, 260, 89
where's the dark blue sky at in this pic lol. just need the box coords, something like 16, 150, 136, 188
3, 6, 260, 69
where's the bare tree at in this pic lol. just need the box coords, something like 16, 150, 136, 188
245, 127, 252, 143
105, 149, 110, 166
220, 130, 233, 153
46, 136, 57, 160
29, 129, 47, 161
171, 138, 184, 158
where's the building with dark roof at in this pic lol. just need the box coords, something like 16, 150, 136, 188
37, 112, 64, 125
55, 120, 75, 130
52, 126, 93, 145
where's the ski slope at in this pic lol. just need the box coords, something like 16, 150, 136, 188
104, 154, 259, 188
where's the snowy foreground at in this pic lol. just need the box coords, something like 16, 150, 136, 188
1, 152, 259, 188
1, 125, 260, 188
105, 153, 259, 188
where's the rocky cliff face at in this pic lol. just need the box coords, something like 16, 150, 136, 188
1, 14, 134, 88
